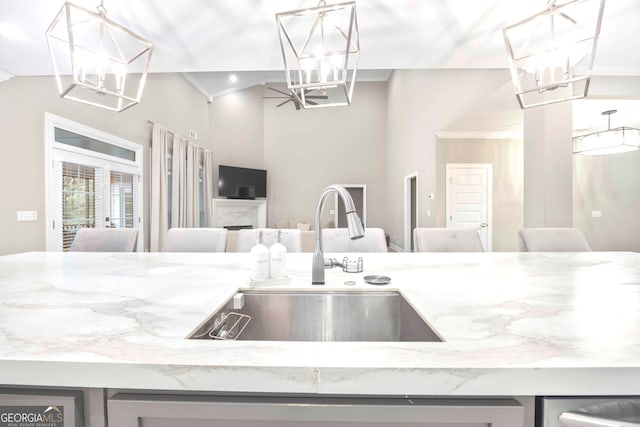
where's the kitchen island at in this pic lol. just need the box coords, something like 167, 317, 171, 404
1, 251, 640, 426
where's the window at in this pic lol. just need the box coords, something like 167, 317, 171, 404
110, 171, 137, 228
61, 162, 100, 250
55, 128, 136, 161
45, 114, 143, 251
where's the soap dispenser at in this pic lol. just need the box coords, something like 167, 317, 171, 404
269, 230, 287, 279
250, 231, 269, 281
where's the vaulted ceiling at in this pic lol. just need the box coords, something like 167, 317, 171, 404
1, 0, 639, 132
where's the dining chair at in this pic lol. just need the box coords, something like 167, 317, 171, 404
413, 228, 484, 252
321, 227, 388, 252
162, 228, 228, 252
235, 228, 302, 252
518, 228, 592, 252
69, 228, 138, 252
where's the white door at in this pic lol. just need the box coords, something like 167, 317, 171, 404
446, 164, 492, 251
45, 114, 143, 251
49, 156, 141, 251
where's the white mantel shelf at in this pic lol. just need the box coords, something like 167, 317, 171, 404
1, 251, 640, 396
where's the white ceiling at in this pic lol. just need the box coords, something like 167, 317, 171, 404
1, 0, 639, 131
2, 1, 639, 75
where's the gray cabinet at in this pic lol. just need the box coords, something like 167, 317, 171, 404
108, 394, 524, 427
0, 387, 84, 427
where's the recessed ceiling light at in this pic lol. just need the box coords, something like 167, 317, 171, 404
229, 74, 238, 84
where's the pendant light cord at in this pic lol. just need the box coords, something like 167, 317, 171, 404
602, 110, 617, 131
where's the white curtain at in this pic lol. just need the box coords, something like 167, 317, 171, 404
186, 141, 200, 227
150, 123, 216, 251
171, 136, 187, 228
172, 137, 202, 228
150, 124, 169, 252
202, 150, 215, 227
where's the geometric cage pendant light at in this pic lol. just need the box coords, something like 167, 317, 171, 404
573, 110, 640, 155
276, 1, 359, 109
46, 1, 153, 112
503, 0, 605, 109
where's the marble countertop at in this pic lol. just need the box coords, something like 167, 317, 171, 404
1, 251, 640, 396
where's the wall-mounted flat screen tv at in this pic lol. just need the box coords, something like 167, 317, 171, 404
218, 165, 267, 199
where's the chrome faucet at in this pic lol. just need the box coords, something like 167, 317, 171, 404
312, 185, 365, 285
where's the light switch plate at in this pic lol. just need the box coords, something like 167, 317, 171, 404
591, 210, 602, 218
17, 211, 38, 221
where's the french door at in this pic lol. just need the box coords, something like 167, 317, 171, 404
50, 157, 140, 251
45, 114, 143, 252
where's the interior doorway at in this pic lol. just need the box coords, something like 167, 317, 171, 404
446, 163, 492, 251
404, 172, 418, 252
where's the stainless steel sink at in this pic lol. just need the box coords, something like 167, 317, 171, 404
188, 289, 443, 342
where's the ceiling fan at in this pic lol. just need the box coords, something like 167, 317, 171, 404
263, 86, 328, 110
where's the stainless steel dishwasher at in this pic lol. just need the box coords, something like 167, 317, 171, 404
538, 397, 640, 427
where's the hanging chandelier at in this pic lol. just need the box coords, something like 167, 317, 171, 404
503, 0, 605, 109
276, 1, 359, 109
573, 110, 640, 155
46, 1, 153, 112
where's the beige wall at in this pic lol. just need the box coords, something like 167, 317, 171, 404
0, 74, 209, 255
435, 138, 524, 252
208, 85, 265, 201
384, 69, 514, 251
209, 85, 265, 174
523, 101, 573, 228
263, 82, 388, 229
574, 151, 640, 251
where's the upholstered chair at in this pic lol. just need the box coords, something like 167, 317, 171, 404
69, 228, 138, 252
321, 227, 388, 252
162, 228, 228, 252
413, 228, 484, 252
518, 228, 592, 252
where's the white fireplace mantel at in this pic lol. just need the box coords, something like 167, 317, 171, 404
211, 199, 267, 229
